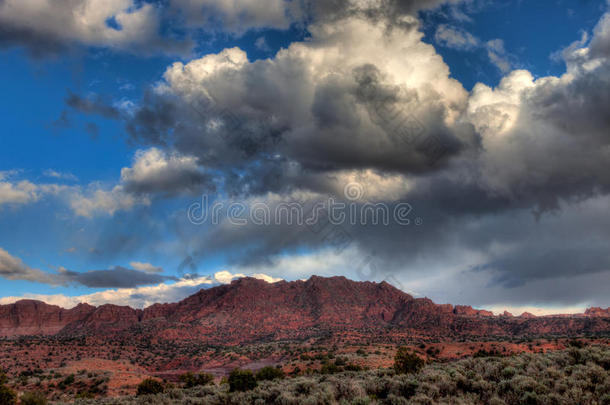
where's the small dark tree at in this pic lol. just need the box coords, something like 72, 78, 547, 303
228, 369, 257, 392
136, 378, 165, 396
255, 366, 284, 381
394, 347, 424, 374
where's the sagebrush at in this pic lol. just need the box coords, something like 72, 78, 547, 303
61, 345, 610, 404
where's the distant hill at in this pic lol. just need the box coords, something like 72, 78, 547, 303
1, 276, 609, 342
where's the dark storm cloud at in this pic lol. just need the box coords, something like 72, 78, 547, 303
60, 266, 176, 288
120, 56, 476, 199
476, 246, 610, 288
121, 169, 215, 196
0, 247, 59, 285
589, 12, 610, 58
1, 247, 176, 288
125, 92, 178, 146
0, 25, 65, 58
470, 65, 610, 216
119, 147, 217, 197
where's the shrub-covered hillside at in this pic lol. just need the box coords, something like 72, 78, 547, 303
61, 346, 610, 405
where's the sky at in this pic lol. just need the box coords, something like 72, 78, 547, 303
1, 0, 609, 315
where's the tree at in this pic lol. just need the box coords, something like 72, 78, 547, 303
228, 369, 257, 392
393, 347, 424, 374
255, 366, 284, 381
136, 378, 165, 396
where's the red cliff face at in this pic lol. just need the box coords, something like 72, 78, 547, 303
0, 276, 609, 342
61, 304, 142, 335
0, 300, 96, 336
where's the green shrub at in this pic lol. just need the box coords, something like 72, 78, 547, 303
136, 378, 165, 396
179, 372, 214, 388
394, 347, 424, 374
345, 363, 363, 372
255, 366, 285, 381
19, 391, 47, 405
321, 361, 342, 374
228, 369, 257, 392
75, 391, 95, 399
58, 374, 74, 389
334, 357, 346, 366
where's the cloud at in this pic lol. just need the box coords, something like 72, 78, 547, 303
0, 0, 190, 57
170, 0, 294, 34
58, 266, 176, 288
0, 172, 66, 209
146, 5, 610, 309
434, 24, 479, 50
68, 184, 150, 218
213, 270, 282, 284
67, 147, 212, 217
485, 39, 511, 73
120, 148, 215, 196
0, 247, 59, 285
0, 0, 465, 57
254, 36, 271, 52
0, 247, 175, 288
485, 305, 587, 317
169, 0, 468, 34
130, 261, 163, 274
0, 276, 215, 309
433, 25, 512, 72
590, 11, 610, 58
0, 179, 41, 207
43, 169, 78, 181
0, 271, 282, 309
127, 15, 474, 198
66, 92, 121, 119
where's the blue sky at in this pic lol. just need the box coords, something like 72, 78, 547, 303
1, 0, 609, 314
